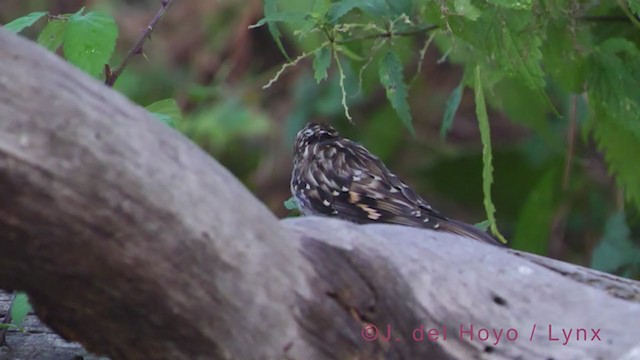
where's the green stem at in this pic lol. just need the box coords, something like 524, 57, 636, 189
334, 24, 439, 45
616, 0, 640, 31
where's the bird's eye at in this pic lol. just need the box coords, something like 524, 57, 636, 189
304, 129, 314, 137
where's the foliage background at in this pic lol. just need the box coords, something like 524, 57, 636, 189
2, 0, 640, 280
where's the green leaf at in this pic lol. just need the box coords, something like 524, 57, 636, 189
284, 197, 299, 210
474, 220, 490, 231
385, 0, 414, 18
63, 11, 118, 78
589, 39, 640, 126
630, 0, 640, 16
511, 168, 558, 254
3, 11, 47, 33
313, 46, 331, 83
336, 45, 365, 61
178, 97, 270, 149
327, 0, 366, 23
146, 99, 182, 128
37, 19, 68, 52
455, 10, 545, 90
378, 51, 414, 134
250, 11, 308, 28
440, 82, 464, 139
454, 0, 481, 20
312, 0, 332, 16
589, 112, 640, 210
541, 21, 587, 93
327, 0, 412, 23
10, 292, 32, 328
474, 66, 506, 244
587, 39, 640, 210
491, 78, 551, 137
591, 212, 640, 275
261, 0, 295, 61
488, 0, 532, 10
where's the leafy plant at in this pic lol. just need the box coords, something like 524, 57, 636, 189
4, 7, 179, 122
0, 292, 32, 330
255, 0, 640, 265
591, 212, 640, 278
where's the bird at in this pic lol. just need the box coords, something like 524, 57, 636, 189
290, 122, 503, 246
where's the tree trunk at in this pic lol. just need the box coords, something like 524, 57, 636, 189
0, 29, 639, 360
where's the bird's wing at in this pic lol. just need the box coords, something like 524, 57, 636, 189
303, 138, 445, 228
304, 138, 503, 246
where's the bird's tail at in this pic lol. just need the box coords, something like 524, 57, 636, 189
438, 219, 506, 247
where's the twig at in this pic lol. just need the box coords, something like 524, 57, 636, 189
333, 49, 352, 122
409, 30, 437, 86
578, 15, 631, 23
0, 293, 15, 348
562, 95, 578, 190
616, 0, 640, 31
105, 0, 175, 87
47, 14, 67, 21
262, 49, 317, 89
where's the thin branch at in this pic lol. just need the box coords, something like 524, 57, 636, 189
562, 95, 578, 190
104, 0, 175, 87
578, 15, 631, 23
356, 38, 385, 96
334, 24, 439, 45
0, 293, 15, 347
47, 14, 67, 21
616, 0, 640, 31
409, 30, 437, 86
333, 49, 352, 123
262, 49, 317, 89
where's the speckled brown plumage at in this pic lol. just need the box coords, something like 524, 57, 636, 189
291, 122, 503, 246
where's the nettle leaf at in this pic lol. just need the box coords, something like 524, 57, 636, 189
591, 212, 640, 275
541, 21, 587, 93
311, 0, 331, 16
589, 38, 640, 122
284, 197, 300, 211
378, 51, 414, 134
511, 168, 558, 254
327, 0, 369, 23
63, 11, 118, 78
440, 82, 464, 139
37, 19, 68, 52
589, 108, 640, 210
250, 11, 309, 28
3, 11, 47, 33
313, 46, 331, 83
385, 0, 414, 18
487, 0, 532, 10
628, 0, 640, 16
457, 10, 544, 90
454, 0, 481, 21
327, 0, 412, 23
474, 66, 507, 244
491, 78, 551, 136
587, 39, 640, 209
260, 0, 305, 61
474, 220, 490, 231
10, 292, 32, 328
146, 99, 182, 128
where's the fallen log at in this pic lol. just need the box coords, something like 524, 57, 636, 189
0, 29, 639, 360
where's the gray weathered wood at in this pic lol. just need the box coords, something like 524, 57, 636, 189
0, 29, 639, 360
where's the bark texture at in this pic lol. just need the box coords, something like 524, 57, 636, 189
0, 29, 639, 360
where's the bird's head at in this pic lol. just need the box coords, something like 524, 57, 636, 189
293, 122, 340, 156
